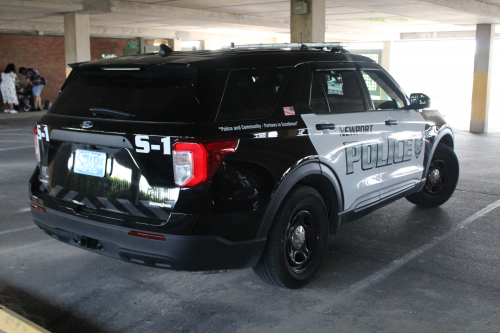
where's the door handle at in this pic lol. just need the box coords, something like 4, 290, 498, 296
385, 119, 398, 126
316, 123, 336, 131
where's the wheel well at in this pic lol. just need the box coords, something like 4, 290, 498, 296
297, 174, 340, 234
439, 134, 454, 149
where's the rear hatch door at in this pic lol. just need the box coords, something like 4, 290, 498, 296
38, 64, 200, 225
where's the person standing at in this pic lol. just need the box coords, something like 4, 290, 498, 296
19, 67, 44, 111
1, 63, 19, 113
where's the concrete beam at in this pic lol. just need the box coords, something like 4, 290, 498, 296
175, 31, 276, 43
0, 0, 82, 12
109, 0, 287, 29
401, 30, 500, 39
326, 25, 399, 41
419, 0, 500, 21
0, 20, 278, 43
0, 0, 400, 41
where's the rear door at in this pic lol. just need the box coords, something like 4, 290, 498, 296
358, 64, 426, 200
300, 62, 383, 212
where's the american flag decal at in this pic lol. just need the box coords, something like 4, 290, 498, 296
283, 106, 295, 116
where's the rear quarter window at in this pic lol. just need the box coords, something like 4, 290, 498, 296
216, 67, 293, 122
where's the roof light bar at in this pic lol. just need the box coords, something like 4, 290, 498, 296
222, 42, 347, 51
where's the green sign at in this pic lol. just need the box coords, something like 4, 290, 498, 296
127, 42, 139, 48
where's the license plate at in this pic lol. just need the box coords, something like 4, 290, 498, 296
74, 150, 107, 177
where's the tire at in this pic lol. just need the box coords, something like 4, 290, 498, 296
406, 144, 459, 208
253, 185, 329, 289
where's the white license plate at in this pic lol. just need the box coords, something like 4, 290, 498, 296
74, 150, 107, 177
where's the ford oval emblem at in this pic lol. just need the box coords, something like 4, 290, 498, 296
80, 121, 93, 129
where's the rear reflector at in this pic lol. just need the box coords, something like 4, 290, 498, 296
128, 230, 166, 241
31, 203, 46, 213
34, 126, 40, 163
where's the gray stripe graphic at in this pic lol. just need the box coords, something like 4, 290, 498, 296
97, 197, 120, 212
49, 185, 63, 197
81, 197, 96, 209
62, 190, 78, 202
140, 200, 170, 220
117, 199, 147, 217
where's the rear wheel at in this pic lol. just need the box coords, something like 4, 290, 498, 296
406, 144, 459, 208
253, 185, 329, 289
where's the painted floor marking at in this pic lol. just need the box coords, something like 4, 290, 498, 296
0, 239, 53, 256
316, 198, 500, 312
0, 129, 22, 132
0, 140, 32, 143
0, 133, 31, 136
0, 226, 37, 236
0, 146, 33, 152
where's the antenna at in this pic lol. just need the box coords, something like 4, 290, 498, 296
300, 32, 303, 44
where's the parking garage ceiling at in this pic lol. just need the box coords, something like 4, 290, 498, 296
1, 0, 500, 41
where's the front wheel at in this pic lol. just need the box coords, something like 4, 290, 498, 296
406, 144, 459, 208
253, 185, 329, 289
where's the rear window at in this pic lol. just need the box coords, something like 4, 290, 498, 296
216, 67, 292, 122
49, 65, 199, 122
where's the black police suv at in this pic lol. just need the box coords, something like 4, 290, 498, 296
30, 43, 459, 288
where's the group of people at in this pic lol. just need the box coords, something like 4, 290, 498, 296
1, 63, 44, 114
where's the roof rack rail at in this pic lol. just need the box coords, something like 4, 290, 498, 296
222, 42, 348, 52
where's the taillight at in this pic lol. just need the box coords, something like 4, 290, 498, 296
172, 138, 239, 187
34, 126, 40, 163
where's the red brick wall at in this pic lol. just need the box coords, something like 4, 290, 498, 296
0, 34, 134, 104
90, 38, 130, 61
0, 35, 65, 105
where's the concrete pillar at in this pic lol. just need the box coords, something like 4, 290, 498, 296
290, 0, 325, 43
381, 41, 392, 71
138, 37, 146, 53
470, 24, 495, 133
168, 38, 182, 51
64, 13, 91, 77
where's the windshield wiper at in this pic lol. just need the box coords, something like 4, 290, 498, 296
89, 107, 134, 119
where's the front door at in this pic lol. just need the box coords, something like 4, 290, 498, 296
300, 63, 383, 211
358, 66, 426, 199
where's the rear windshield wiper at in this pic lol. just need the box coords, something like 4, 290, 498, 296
90, 107, 134, 119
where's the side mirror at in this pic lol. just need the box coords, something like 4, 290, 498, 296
410, 93, 431, 109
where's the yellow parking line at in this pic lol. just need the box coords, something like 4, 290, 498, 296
0, 304, 50, 333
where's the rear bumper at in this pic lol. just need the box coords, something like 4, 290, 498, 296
31, 206, 266, 271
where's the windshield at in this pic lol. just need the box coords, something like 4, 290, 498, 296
49, 65, 199, 122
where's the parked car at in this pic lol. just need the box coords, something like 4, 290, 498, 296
30, 43, 459, 288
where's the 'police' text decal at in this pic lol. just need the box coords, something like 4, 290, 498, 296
345, 138, 423, 175
135, 135, 171, 154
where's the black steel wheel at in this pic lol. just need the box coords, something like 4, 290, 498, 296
253, 185, 329, 289
406, 144, 459, 208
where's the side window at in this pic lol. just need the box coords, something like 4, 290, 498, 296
361, 70, 405, 110
216, 67, 292, 121
310, 73, 329, 114
310, 70, 365, 114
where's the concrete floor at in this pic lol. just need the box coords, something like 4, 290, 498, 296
0, 114, 499, 333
